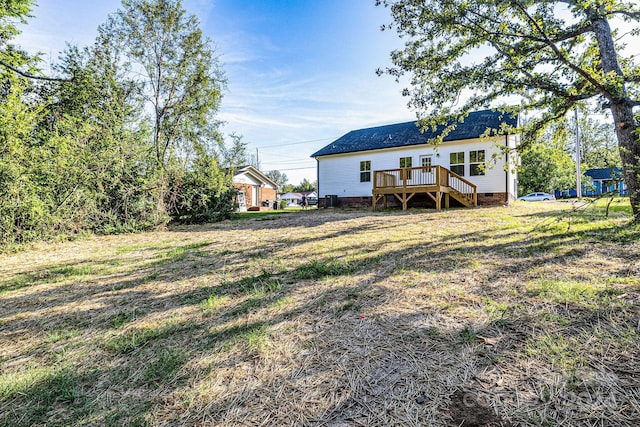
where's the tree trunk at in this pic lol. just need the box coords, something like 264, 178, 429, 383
591, 15, 640, 220
610, 101, 640, 220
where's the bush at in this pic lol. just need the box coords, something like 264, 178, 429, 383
171, 152, 236, 224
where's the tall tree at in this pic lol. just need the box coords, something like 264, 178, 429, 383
293, 179, 316, 193
266, 170, 288, 189
220, 133, 249, 169
108, 0, 225, 168
544, 115, 621, 169
378, 0, 640, 218
105, 0, 227, 217
46, 37, 161, 232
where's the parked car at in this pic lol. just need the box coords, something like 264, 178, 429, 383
307, 196, 318, 206
518, 192, 556, 201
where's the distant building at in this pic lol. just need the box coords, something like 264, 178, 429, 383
279, 192, 302, 206
232, 165, 278, 210
554, 168, 627, 198
584, 168, 627, 195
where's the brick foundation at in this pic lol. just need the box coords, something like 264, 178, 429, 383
476, 192, 509, 205
319, 192, 509, 209
319, 196, 374, 208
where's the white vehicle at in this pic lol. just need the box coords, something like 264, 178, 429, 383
518, 192, 556, 201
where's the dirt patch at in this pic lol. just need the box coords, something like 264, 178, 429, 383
447, 389, 509, 426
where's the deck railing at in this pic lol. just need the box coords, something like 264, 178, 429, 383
373, 165, 477, 206
373, 165, 440, 189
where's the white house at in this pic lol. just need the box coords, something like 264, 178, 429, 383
311, 109, 519, 210
279, 192, 302, 206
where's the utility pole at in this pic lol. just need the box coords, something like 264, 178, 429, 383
575, 108, 582, 199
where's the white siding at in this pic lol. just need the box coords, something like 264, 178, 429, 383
506, 134, 520, 201
234, 173, 261, 185
234, 172, 277, 190
317, 137, 513, 197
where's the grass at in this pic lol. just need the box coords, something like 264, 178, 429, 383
526, 278, 627, 306
1, 198, 639, 426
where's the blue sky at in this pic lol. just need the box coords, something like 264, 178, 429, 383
17, 0, 412, 185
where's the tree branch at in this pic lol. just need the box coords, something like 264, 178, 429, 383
510, 0, 613, 100
465, 8, 594, 45
609, 10, 640, 19
0, 60, 73, 82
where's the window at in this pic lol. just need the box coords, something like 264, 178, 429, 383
450, 152, 464, 176
400, 156, 412, 179
360, 160, 371, 182
470, 150, 486, 176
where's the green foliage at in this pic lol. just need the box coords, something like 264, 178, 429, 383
0, 1, 33, 47
0, 79, 50, 246
172, 147, 236, 224
292, 178, 316, 192
108, 0, 226, 170
265, 169, 288, 189
379, 0, 640, 217
280, 184, 295, 193
519, 143, 576, 194
544, 115, 621, 169
220, 133, 249, 169
0, 0, 236, 250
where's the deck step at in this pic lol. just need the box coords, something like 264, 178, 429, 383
448, 188, 475, 208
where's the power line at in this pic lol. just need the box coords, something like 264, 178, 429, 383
267, 158, 315, 165
258, 136, 338, 149
259, 151, 313, 161
275, 166, 316, 171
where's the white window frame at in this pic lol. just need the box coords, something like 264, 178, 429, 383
450, 151, 465, 176
360, 160, 371, 182
469, 150, 486, 176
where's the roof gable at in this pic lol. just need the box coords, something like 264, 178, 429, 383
233, 165, 278, 189
311, 109, 518, 157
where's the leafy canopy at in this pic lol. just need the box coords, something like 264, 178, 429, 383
377, 0, 639, 134
378, 0, 640, 218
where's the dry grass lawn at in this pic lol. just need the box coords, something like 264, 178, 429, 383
1, 200, 639, 426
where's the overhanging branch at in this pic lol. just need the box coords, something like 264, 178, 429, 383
510, 0, 612, 100
609, 10, 640, 19
0, 60, 73, 82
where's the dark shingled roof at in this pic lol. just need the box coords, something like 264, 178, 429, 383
311, 109, 518, 157
585, 167, 624, 181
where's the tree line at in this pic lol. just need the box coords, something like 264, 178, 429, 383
0, 0, 247, 249
519, 114, 622, 195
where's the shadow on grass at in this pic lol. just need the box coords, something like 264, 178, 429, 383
1, 205, 639, 425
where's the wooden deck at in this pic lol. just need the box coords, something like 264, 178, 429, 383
372, 165, 477, 211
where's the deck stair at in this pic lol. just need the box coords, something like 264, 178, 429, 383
372, 165, 477, 211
